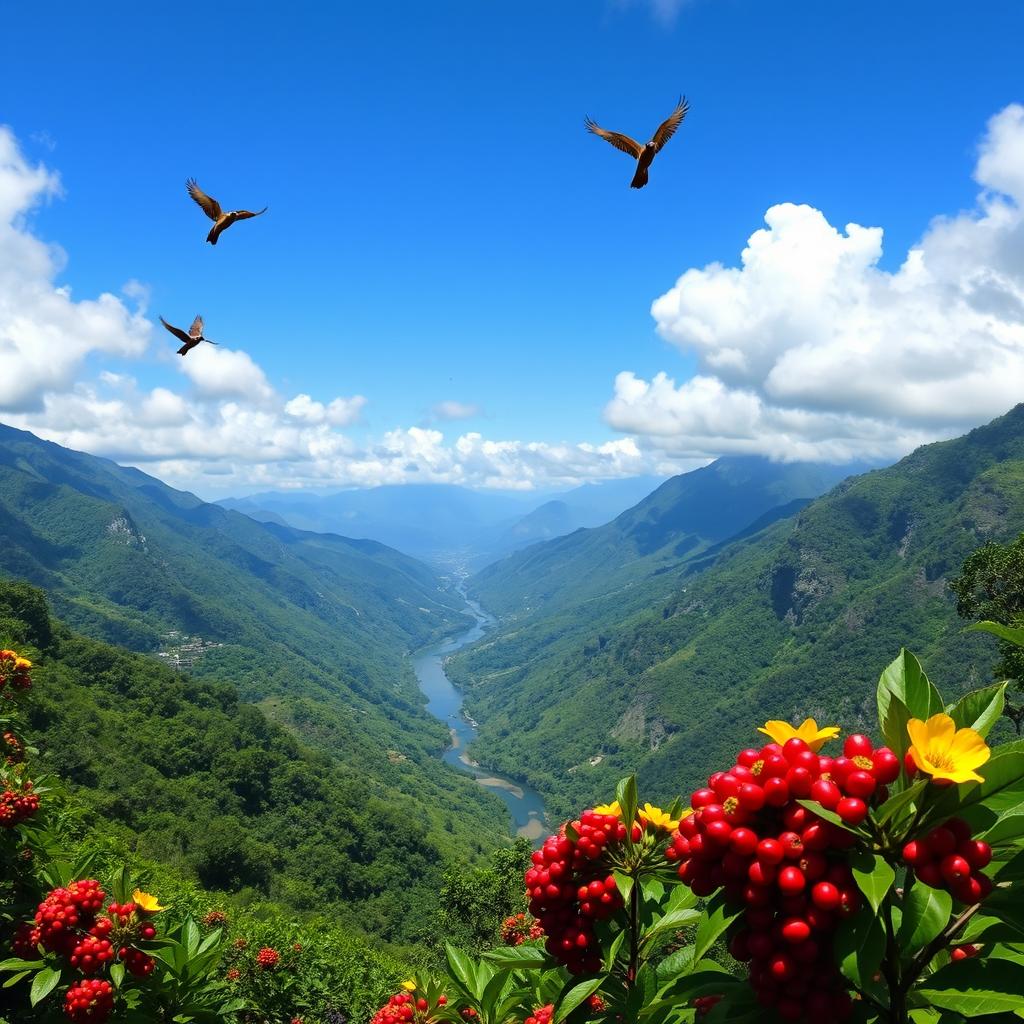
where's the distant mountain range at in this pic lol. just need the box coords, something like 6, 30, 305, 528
218, 476, 669, 568
449, 410, 1024, 819
0, 421, 511, 885
472, 457, 872, 617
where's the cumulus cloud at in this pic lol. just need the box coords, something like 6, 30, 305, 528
285, 393, 367, 426
0, 126, 150, 411
606, 104, 1024, 462
431, 400, 481, 421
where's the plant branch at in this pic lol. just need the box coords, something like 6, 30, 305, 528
905, 902, 983, 988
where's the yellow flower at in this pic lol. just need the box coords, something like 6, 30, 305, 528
907, 714, 991, 784
758, 718, 840, 753
0, 650, 17, 660
401, 980, 417, 992
637, 803, 680, 832
14, 657, 31, 671
592, 800, 622, 818
132, 889, 166, 913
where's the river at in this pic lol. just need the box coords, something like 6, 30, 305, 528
412, 590, 547, 842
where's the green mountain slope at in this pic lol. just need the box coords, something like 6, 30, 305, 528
0, 423, 511, 890
471, 456, 865, 617
0, 579, 506, 944
451, 410, 1024, 819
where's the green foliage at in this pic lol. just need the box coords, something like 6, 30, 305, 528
0, 579, 508, 945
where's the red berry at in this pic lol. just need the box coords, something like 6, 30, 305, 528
777, 866, 806, 893
730, 827, 759, 856
763, 776, 790, 807
738, 783, 766, 811
843, 734, 873, 759
843, 770, 876, 799
960, 839, 992, 870
836, 797, 868, 825
780, 918, 811, 944
810, 779, 841, 810
941, 855, 971, 885
871, 747, 900, 784
902, 838, 930, 866
757, 839, 785, 865
811, 881, 841, 910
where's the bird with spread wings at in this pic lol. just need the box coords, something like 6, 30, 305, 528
186, 179, 267, 245
159, 314, 218, 356
584, 97, 690, 189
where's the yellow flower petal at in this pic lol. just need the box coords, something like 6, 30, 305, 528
401, 980, 417, 992
759, 718, 839, 752
132, 889, 166, 913
906, 715, 990, 786
592, 801, 622, 818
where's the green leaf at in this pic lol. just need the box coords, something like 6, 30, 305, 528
979, 802, 1024, 846
979, 887, 1024, 938
967, 621, 1024, 648
555, 977, 605, 1023
795, 799, 866, 837
613, 869, 634, 904
482, 946, 548, 969
875, 780, 927, 827
640, 906, 701, 944
3, 971, 31, 989
0, 958, 44, 972
110, 962, 125, 989
616, 776, 638, 836
602, 928, 626, 973
654, 945, 694, 987
834, 906, 885, 988
896, 884, 952, 951
877, 649, 944, 757
916, 958, 1024, 1013
693, 892, 741, 964
445, 944, 478, 996
850, 850, 896, 914
30, 967, 60, 1007
946, 682, 1008, 739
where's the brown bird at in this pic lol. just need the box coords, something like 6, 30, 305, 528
186, 178, 267, 245
584, 97, 690, 189
159, 314, 218, 356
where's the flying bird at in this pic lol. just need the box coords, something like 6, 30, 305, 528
159, 314, 217, 356
584, 97, 690, 189
186, 178, 267, 245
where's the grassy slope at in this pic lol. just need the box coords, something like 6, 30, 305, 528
451, 407, 1024, 819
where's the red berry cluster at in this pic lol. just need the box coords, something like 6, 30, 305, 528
524, 1004, 554, 1024
63, 978, 114, 1022
693, 995, 723, 1017
525, 810, 628, 974
0, 778, 38, 826
11, 921, 41, 958
668, 733, 900, 1021
500, 912, 544, 946
0, 650, 32, 698
902, 818, 993, 903
35, 881, 107, 955
256, 946, 280, 969
3, 730, 24, 763
69, 934, 116, 974
370, 992, 448, 1024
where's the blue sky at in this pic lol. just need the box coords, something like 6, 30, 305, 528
1, 0, 1023, 494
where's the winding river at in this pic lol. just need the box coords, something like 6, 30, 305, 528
413, 590, 547, 842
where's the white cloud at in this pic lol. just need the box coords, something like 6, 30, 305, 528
285, 393, 366, 426
0, 126, 150, 412
606, 104, 1024, 462
431, 400, 481, 421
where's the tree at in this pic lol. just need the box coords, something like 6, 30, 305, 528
950, 533, 1024, 731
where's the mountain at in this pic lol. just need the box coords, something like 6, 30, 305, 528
0, 422, 511, 892
449, 413, 1024, 819
219, 476, 667, 569
471, 457, 868, 617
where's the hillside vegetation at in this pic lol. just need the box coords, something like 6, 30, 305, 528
452, 408, 1024, 818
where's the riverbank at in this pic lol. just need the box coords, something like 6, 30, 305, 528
411, 589, 547, 842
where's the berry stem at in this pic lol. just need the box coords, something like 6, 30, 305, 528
627, 880, 640, 986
